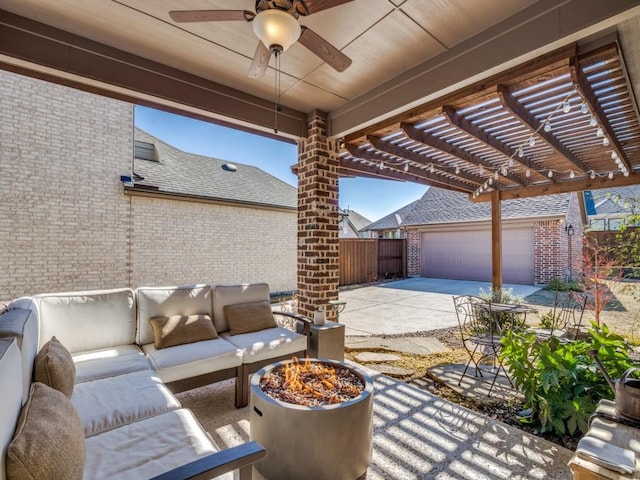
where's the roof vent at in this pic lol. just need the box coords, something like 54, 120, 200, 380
222, 163, 238, 172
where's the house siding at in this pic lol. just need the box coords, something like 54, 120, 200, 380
131, 196, 296, 293
0, 70, 132, 299
0, 70, 296, 300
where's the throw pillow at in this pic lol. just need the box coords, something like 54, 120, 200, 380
33, 336, 75, 398
224, 300, 277, 336
7, 382, 85, 480
149, 314, 218, 349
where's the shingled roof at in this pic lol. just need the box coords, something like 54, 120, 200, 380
132, 128, 296, 210
590, 185, 640, 216
404, 187, 572, 226
362, 201, 419, 231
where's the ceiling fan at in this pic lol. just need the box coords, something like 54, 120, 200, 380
169, 0, 354, 79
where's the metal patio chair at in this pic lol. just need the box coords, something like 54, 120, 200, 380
453, 295, 513, 396
532, 291, 588, 342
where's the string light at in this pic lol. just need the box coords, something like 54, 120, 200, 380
562, 99, 571, 113
590, 170, 596, 179
596, 127, 604, 138
548, 169, 554, 178
501, 166, 508, 176
508, 158, 514, 167
602, 137, 610, 147
429, 164, 435, 173
580, 102, 589, 114
455, 166, 461, 174
569, 170, 575, 179
494, 171, 499, 180
517, 148, 524, 158
379, 160, 384, 170
611, 151, 619, 160
544, 121, 551, 132
525, 169, 531, 177
528, 137, 536, 147
608, 172, 614, 180
404, 162, 409, 172
479, 165, 484, 175
488, 177, 493, 185
589, 115, 597, 127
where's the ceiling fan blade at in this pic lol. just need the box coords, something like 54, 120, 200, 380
296, 0, 354, 16
169, 10, 254, 23
248, 42, 271, 79
298, 26, 352, 72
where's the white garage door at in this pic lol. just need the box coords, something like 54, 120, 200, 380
421, 227, 534, 284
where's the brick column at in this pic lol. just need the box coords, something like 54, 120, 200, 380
296, 110, 339, 319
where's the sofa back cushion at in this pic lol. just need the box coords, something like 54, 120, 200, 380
136, 285, 213, 346
0, 338, 23, 480
224, 301, 277, 335
0, 302, 39, 403
212, 283, 270, 333
36, 289, 136, 354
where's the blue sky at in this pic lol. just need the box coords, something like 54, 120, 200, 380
134, 106, 427, 222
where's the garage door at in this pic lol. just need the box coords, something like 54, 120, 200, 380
421, 227, 534, 284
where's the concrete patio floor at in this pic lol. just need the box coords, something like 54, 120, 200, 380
339, 277, 541, 337
178, 367, 573, 480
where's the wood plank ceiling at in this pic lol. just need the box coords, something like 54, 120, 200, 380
341, 41, 640, 202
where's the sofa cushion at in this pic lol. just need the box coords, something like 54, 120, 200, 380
0, 338, 23, 480
0, 305, 39, 403
212, 283, 270, 333
142, 338, 242, 384
36, 288, 136, 353
221, 327, 307, 363
33, 336, 75, 398
136, 285, 213, 346
224, 301, 277, 336
73, 344, 150, 383
150, 314, 218, 349
84, 409, 231, 480
7, 382, 85, 480
72, 370, 180, 437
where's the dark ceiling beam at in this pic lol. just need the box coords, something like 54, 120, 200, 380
472, 173, 640, 203
401, 121, 521, 187
569, 55, 633, 172
344, 144, 473, 192
0, 9, 307, 140
367, 135, 482, 186
496, 84, 590, 173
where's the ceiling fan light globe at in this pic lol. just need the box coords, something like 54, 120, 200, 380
253, 9, 301, 53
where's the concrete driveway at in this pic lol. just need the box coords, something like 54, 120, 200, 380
338, 277, 541, 336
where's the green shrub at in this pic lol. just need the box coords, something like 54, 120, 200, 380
500, 322, 633, 437
546, 278, 583, 292
538, 310, 557, 329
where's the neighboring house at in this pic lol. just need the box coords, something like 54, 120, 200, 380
0, 69, 297, 300
361, 201, 419, 239
399, 187, 584, 285
338, 209, 371, 238
585, 185, 640, 231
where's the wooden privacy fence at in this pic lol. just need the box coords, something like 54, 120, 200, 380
339, 239, 407, 286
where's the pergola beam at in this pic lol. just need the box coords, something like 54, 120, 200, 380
440, 106, 535, 185
472, 172, 640, 202
400, 122, 515, 187
344, 144, 472, 192
569, 56, 634, 172
366, 135, 482, 186
497, 85, 590, 173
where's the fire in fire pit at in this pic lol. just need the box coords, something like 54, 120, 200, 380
260, 356, 364, 406
251, 358, 374, 480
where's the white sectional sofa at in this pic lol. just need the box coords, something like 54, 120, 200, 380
0, 283, 312, 479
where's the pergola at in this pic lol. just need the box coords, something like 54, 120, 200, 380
0, 0, 639, 316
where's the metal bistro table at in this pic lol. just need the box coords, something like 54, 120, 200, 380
482, 302, 538, 332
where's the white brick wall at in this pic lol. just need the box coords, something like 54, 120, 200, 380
0, 70, 297, 300
131, 196, 296, 293
0, 70, 132, 299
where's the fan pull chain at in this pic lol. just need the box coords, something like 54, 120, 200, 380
274, 50, 281, 134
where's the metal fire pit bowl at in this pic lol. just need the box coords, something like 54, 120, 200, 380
250, 358, 374, 480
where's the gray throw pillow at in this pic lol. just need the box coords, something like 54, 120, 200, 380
7, 382, 85, 480
149, 314, 218, 349
224, 300, 278, 335
33, 336, 76, 398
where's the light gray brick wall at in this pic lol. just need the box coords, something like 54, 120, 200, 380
130, 196, 296, 293
0, 70, 132, 299
0, 70, 297, 300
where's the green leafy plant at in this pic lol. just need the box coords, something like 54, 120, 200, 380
538, 310, 557, 329
500, 322, 633, 437
547, 278, 583, 292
